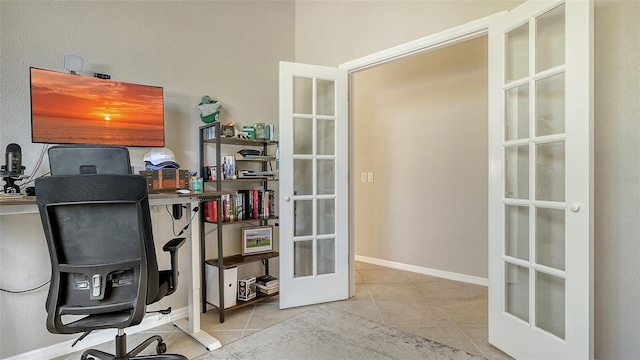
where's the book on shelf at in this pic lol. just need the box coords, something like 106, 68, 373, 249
236, 189, 275, 220
204, 190, 274, 223
203, 200, 217, 223
256, 274, 279, 287
203, 125, 217, 140
256, 284, 279, 295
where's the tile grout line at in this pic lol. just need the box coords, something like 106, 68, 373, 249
411, 274, 488, 359
360, 271, 387, 326
239, 304, 257, 338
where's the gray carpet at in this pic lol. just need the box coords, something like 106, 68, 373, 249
195, 305, 485, 360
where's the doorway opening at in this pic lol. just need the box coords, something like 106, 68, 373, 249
351, 35, 490, 284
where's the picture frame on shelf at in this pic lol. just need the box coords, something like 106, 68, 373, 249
241, 226, 273, 256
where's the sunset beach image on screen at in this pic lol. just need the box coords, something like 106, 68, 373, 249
30, 68, 164, 147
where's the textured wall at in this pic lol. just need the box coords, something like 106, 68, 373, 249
593, 0, 640, 358
0, 1, 294, 357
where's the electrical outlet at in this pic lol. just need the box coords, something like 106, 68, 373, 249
367, 172, 374, 182
361, 172, 367, 183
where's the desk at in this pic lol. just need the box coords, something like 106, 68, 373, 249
0, 191, 226, 352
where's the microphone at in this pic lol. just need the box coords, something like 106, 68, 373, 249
5, 143, 24, 175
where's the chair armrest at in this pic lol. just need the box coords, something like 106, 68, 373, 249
162, 237, 186, 253
162, 237, 186, 297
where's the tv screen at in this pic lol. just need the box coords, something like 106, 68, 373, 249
30, 67, 164, 147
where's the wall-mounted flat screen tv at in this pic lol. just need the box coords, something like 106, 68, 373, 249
30, 67, 164, 147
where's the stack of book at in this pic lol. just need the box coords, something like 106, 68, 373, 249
255, 275, 279, 295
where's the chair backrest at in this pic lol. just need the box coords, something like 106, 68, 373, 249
48, 145, 132, 176
36, 174, 160, 334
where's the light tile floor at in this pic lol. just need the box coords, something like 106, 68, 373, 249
55, 262, 513, 360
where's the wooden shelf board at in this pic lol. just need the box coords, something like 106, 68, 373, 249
207, 292, 279, 313
206, 251, 279, 269
202, 137, 278, 146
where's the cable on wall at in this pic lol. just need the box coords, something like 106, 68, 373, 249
0, 280, 50, 294
165, 205, 199, 237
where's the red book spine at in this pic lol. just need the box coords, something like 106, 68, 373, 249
252, 190, 259, 219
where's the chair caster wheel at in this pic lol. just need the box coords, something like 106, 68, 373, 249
156, 341, 167, 354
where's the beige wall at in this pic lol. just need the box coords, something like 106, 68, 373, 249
0, 1, 294, 357
295, 0, 520, 66
294, 0, 640, 359
353, 36, 489, 278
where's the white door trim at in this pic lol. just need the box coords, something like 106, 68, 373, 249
339, 11, 506, 73
338, 9, 505, 298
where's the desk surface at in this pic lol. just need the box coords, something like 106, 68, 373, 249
0, 190, 229, 206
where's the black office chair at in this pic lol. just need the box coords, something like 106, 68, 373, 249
36, 174, 188, 360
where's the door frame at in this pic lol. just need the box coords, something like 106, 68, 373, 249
338, 11, 505, 297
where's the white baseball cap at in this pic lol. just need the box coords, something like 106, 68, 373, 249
144, 148, 177, 165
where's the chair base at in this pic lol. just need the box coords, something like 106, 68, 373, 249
80, 331, 187, 360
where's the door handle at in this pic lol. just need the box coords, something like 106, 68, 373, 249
570, 203, 580, 212
284, 196, 291, 202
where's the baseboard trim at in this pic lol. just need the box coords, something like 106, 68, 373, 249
6, 306, 188, 360
354, 255, 488, 287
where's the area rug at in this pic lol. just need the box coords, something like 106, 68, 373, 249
195, 305, 485, 360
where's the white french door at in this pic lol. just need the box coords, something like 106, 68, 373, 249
277, 0, 592, 356
488, 1, 593, 359
278, 62, 349, 309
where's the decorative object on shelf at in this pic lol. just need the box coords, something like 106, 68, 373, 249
190, 176, 203, 193
242, 125, 255, 139
238, 276, 256, 301
241, 226, 273, 255
139, 169, 190, 192
198, 95, 221, 124
254, 123, 266, 140
222, 122, 236, 137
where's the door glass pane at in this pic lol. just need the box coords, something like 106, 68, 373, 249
536, 141, 565, 201
317, 238, 335, 275
505, 84, 530, 140
293, 159, 313, 196
505, 205, 529, 260
536, 4, 565, 73
293, 77, 312, 114
294, 118, 313, 155
536, 208, 565, 270
316, 79, 335, 116
294, 200, 312, 237
505, 263, 529, 322
317, 199, 335, 235
536, 73, 565, 136
536, 272, 565, 339
317, 119, 335, 155
505, 145, 530, 199
317, 160, 335, 195
505, 23, 529, 82
294, 240, 313, 278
